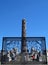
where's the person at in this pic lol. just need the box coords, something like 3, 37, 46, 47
12, 48, 17, 60
10, 50, 15, 61
7, 51, 12, 62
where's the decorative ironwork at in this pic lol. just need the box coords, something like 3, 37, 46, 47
1, 37, 47, 64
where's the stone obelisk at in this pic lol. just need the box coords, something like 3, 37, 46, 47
21, 19, 28, 63
21, 19, 27, 53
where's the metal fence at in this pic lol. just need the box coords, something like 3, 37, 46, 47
1, 37, 47, 64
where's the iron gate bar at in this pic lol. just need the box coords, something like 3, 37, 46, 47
2, 37, 45, 41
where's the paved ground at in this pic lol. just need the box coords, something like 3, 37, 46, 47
0, 64, 48, 65
0, 62, 1, 65
0, 60, 48, 65
0, 62, 48, 65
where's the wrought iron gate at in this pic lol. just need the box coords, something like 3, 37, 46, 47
1, 37, 47, 64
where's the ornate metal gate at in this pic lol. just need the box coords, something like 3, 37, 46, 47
1, 37, 47, 64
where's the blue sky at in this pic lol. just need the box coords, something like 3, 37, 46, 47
0, 0, 48, 50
